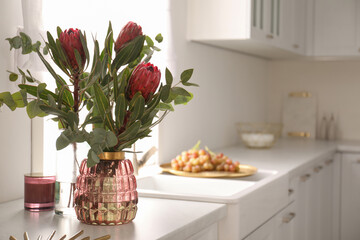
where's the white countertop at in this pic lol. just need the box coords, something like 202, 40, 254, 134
217, 138, 339, 178
0, 198, 226, 240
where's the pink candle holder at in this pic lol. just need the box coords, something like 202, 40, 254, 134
24, 173, 56, 211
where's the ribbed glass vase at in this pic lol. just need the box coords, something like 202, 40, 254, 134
74, 152, 138, 225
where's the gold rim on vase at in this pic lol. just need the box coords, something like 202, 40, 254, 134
98, 151, 125, 160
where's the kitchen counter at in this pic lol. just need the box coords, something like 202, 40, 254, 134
219, 138, 338, 178
0, 198, 226, 240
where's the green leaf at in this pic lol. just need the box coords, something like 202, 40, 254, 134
11, 91, 27, 108
32, 41, 41, 52
57, 26, 63, 38
156, 102, 174, 111
182, 82, 199, 87
155, 33, 163, 43
0, 92, 16, 111
47, 94, 57, 108
19, 32, 32, 54
111, 35, 145, 71
82, 116, 103, 127
118, 121, 141, 141
171, 87, 191, 97
36, 49, 68, 88
74, 49, 83, 70
87, 149, 100, 167
145, 36, 154, 47
174, 92, 193, 105
56, 131, 71, 150
180, 69, 194, 83
92, 40, 100, 70
129, 94, 145, 123
115, 93, 126, 128
165, 68, 173, 85
160, 84, 171, 102
19, 84, 58, 102
84, 59, 102, 89
43, 44, 49, 55
9, 73, 18, 82
26, 100, 46, 118
6, 36, 22, 50
79, 31, 89, 68
55, 77, 73, 108
39, 105, 68, 119
93, 83, 115, 132
105, 131, 118, 147
66, 111, 79, 130
37, 83, 47, 98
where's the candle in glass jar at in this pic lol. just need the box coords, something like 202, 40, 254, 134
24, 173, 55, 211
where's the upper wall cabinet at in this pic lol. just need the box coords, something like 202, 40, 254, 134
312, 0, 360, 57
187, 0, 307, 59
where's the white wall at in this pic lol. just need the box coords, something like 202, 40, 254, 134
0, 0, 31, 202
266, 60, 360, 141
158, 0, 269, 163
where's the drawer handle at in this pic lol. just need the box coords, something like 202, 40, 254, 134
300, 174, 311, 182
314, 166, 323, 173
266, 34, 274, 39
325, 159, 333, 165
288, 189, 294, 195
293, 44, 299, 49
283, 212, 296, 223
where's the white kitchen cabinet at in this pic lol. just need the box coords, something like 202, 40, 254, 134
340, 153, 360, 240
244, 202, 296, 240
312, 0, 360, 57
187, 0, 306, 59
289, 156, 335, 240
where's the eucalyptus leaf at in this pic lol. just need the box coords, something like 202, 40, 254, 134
19, 32, 32, 54
174, 92, 193, 105
171, 87, 191, 97
180, 69, 194, 83
11, 91, 26, 108
145, 36, 154, 47
156, 102, 174, 111
0, 92, 16, 111
155, 33, 163, 43
9, 73, 18, 82
26, 100, 46, 118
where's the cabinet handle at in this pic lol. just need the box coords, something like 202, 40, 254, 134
288, 189, 294, 195
314, 166, 323, 173
283, 212, 296, 223
293, 44, 299, 49
300, 174, 311, 182
266, 34, 274, 39
325, 159, 333, 165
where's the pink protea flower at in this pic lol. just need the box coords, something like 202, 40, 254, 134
114, 21, 143, 53
127, 62, 161, 101
59, 28, 86, 72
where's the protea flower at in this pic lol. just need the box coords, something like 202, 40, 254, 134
59, 28, 86, 73
114, 21, 143, 53
127, 62, 161, 101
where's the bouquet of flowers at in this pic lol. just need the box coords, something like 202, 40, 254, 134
1, 21, 197, 167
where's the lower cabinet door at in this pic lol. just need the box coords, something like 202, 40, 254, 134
244, 202, 296, 240
341, 153, 360, 240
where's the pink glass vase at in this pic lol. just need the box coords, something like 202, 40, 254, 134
74, 152, 138, 225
